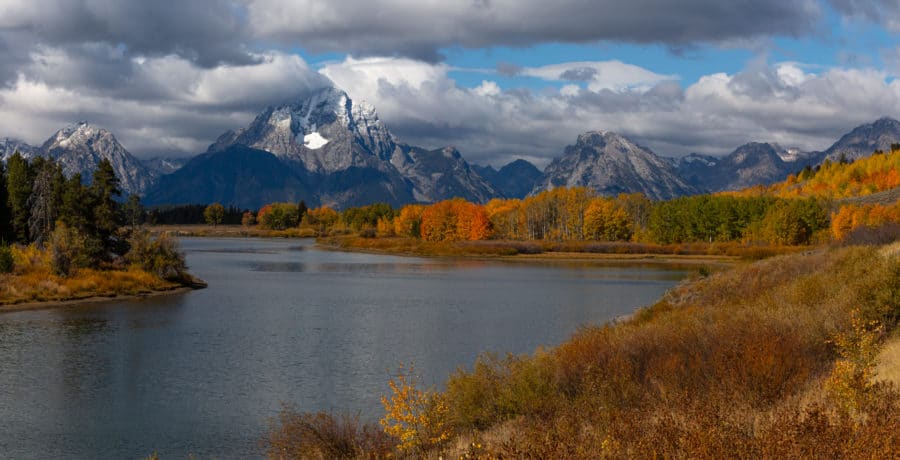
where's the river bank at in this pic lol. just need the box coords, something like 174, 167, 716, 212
0, 284, 201, 314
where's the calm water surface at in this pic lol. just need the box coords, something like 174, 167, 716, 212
0, 238, 690, 458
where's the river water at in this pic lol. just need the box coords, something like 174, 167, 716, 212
0, 238, 690, 458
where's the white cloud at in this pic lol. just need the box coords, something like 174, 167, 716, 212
0, 50, 329, 156
319, 55, 900, 167
474, 80, 501, 97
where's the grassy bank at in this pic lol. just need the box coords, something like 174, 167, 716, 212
318, 235, 806, 260
0, 239, 205, 309
266, 243, 900, 458
147, 224, 316, 238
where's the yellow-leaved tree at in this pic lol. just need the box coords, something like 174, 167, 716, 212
380, 364, 451, 454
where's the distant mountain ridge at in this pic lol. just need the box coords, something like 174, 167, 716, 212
3, 100, 900, 208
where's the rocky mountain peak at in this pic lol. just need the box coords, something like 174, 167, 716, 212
535, 131, 695, 200
0, 137, 39, 162
825, 116, 900, 161
42, 121, 155, 195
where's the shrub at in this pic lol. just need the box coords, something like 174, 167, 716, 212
380, 364, 451, 454
48, 223, 100, 276
264, 408, 394, 459
125, 230, 188, 282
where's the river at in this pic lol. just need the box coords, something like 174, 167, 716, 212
0, 237, 690, 458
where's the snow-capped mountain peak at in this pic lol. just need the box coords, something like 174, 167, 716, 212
42, 121, 156, 195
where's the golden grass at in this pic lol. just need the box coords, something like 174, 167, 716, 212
319, 235, 805, 260
147, 224, 317, 238
876, 334, 900, 386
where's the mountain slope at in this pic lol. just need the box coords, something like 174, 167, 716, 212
824, 117, 900, 162
143, 144, 318, 209
41, 122, 156, 195
393, 146, 497, 203
535, 131, 695, 200
474, 159, 543, 199
0, 138, 39, 162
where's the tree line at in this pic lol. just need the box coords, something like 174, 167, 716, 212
238, 187, 833, 246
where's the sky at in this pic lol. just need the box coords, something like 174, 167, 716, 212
0, 0, 899, 167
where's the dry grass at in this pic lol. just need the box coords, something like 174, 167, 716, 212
319, 235, 804, 260
877, 334, 900, 386
437, 245, 900, 457
147, 224, 318, 238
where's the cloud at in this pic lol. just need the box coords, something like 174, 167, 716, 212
0, 0, 255, 68
521, 61, 677, 92
321, 56, 900, 167
829, 0, 900, 32
0, 50, 330, 156
247, 0, 821, 61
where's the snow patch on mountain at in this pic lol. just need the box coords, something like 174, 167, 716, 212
303, 132, 329, 149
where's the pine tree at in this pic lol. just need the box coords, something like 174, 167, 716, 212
91, 158, 122, 257
59, 173, 93, 232
0, 161, 12, 243
6, 152, 33, 243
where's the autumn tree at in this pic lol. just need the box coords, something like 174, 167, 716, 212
204, 202, 225, 226
380, 364, 451, 454
419, 199, 491, 242
583, 197, 632, 241
258, 202, 301, 230
485, 198, 524, 240
394, 205, 425, 238
306, 206, 339, 234
241, 211, 256, 227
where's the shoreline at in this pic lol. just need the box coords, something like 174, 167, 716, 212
314, 240, 739, 266
0, 282, 206, 314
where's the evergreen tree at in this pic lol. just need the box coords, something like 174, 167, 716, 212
59, 173, 94, 232
90, 158, 122, 257
0, 161, 12, 243
6, 152, 33, 243
27, 158, 61, 246
298, 200, 308, 223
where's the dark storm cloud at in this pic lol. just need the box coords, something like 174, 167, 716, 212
0, 0, 254, 69
249, 0, 822, 61
828, 0, 900, 32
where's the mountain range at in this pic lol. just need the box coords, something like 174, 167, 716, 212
2, 87, 900, 208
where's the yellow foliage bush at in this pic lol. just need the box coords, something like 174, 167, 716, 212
380, 364, 451, 454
